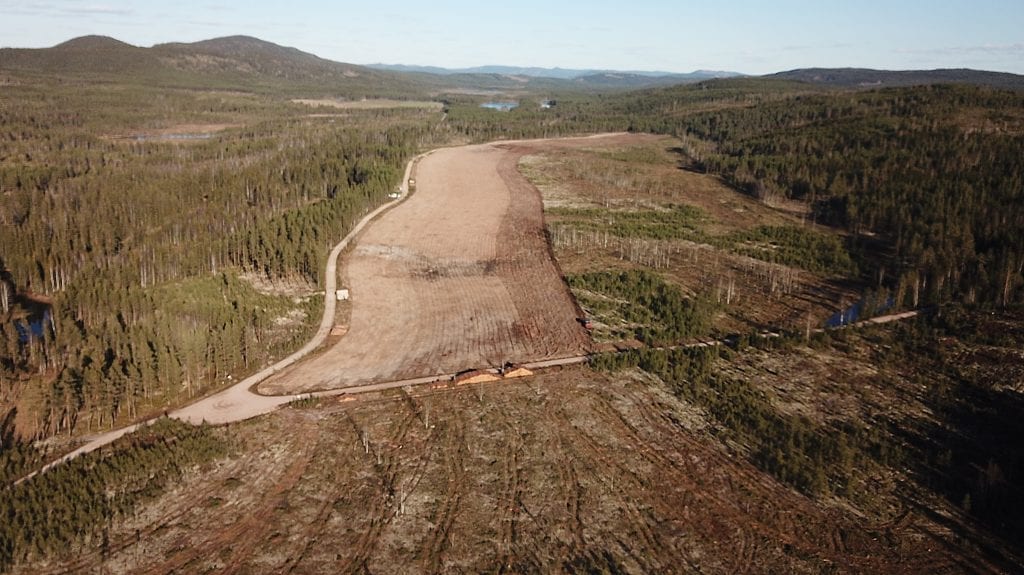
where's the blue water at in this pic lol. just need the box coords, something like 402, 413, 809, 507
825, 296, 895, 328
480, 102, 518, 111
14, 310, 51, 343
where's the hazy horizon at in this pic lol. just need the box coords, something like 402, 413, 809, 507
1, 0, 1023, 76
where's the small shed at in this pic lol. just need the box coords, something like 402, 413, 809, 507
336, 289, 350, 301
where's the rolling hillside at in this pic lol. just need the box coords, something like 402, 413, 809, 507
0, 35, 737, 96
768, 67, 1024, 90
0, 35, 418, 97
369, 63, 742, 87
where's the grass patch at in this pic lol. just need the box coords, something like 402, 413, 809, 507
599, 145, 666, 165
292, 98, 443, 111
553, 205, 855, 277
725, 225, 856, 276
549, 205, 707, 240
569, 270, 716, 345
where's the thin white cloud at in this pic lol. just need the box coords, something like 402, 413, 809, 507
0, 0, 131, 17
781, 42, 856, 52
65, 4, 131, 16
896, 43, 1024, 57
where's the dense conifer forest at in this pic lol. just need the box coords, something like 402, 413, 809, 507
628, 83, 1024, 307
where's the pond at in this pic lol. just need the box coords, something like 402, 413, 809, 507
825, 295, 895, 328
480, 101, 519, 111
14, 310, 52, 343
9, 293, 53, 343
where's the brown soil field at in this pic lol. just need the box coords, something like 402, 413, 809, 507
18, 367, 1005, 574
105, 123, 240, 142
259, 137, 640, 394
292, 98, 444, 110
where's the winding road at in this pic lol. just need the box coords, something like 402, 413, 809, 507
31, 134, 924, 477
36, 148, 428, 472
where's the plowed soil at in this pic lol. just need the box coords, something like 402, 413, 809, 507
259, 137, 638, 394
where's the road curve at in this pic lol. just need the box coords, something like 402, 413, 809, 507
27, 134, 926, 478
35, 150, 427, 474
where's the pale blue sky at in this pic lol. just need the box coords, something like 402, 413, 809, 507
1, 0, 1022, 74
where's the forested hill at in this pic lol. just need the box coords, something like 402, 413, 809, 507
0, 35, 733, 94
768, 67, 1024, 90
625, 81, 1024, 307
0, 35, 418, 97
368, 63, 742, 87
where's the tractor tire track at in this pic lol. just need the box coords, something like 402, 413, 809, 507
418, 411, 468, 573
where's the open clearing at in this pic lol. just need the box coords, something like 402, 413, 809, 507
105, 123, 240, 142
292, 98, 443, 110
258, 136, 628, 394
14, 136, 1020, 574
521, 136, 863, 336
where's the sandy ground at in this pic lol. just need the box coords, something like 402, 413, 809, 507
258, 137, 609, 394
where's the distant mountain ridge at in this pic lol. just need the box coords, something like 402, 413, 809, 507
151, 35, 369, 81
0, 35, 734, 93
768, 67, 1024, 90
369, 63, 742, 82
6, 36, 1022, 95
0, 35, 412, 96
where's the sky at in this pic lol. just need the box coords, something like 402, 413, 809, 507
1, 0, 1022, 75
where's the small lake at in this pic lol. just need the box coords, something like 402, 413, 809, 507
480, 101, 519, 111
9, 293, 54, 343
825, 295, 895, 328
15, 311, 51, 343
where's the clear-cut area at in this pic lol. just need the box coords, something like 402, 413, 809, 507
258, 136, 635, 394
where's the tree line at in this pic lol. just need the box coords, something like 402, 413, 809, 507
632, 83, 1024, 307
0, 417, 226, 571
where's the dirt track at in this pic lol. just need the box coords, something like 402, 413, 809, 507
259, 137, 614, 394
33, 136, 617, 473
32, 134, 927, 476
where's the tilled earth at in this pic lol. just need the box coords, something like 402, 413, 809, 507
259, 137, 614, 394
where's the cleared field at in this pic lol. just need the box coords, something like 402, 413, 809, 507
104, 123, 240, 142
292, 98, 443, 110
259, 136, 623, 393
